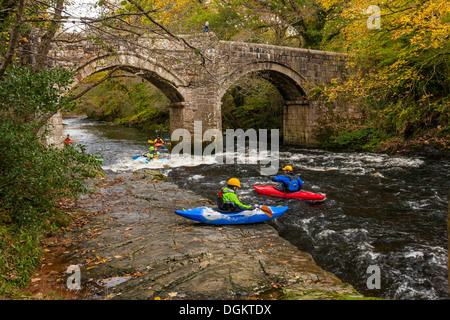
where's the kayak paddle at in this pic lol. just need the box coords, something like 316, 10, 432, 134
260, 205, 273, 218
241, 194, 273, 218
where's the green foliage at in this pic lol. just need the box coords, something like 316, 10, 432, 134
314, 0, 450, 154
0, 65, 101, 294
0, 225, 43, 292
315, 96, 449, 153
318, 127, 373, 148
75, 74, 169, 131
177, 0, 331, 48
244, 0, 331, 48
0, 66, 75, 129
222, 75, 283, 131
174, 1, 246, 40
0, 131, 99, 225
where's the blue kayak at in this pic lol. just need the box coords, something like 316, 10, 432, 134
132, 155, 169, 164
174, 206, 288, 225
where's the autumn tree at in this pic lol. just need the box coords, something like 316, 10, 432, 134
236, 0, 333, 48
314, 0, 450, 153
171, 0, 333, 48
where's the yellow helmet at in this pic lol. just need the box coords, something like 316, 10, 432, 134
282, 165, 293, 172
227, 178, 241, 188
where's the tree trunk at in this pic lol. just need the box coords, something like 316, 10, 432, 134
0, 0, 24, 80
34, 0, 65, 72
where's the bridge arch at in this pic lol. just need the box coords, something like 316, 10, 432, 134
73, 54, 190, 134
218, 61, 308, 102
218, 61, 312, 144
75, 54, 187, 104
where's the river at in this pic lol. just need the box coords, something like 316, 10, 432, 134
63, 117, 449, 300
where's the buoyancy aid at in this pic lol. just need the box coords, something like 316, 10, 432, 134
217, 187, 251, 211
272, 173, 303, 192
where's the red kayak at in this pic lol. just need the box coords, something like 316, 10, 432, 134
254, 185, 326, 201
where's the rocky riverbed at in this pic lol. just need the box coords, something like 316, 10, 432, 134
35, 169, 367, 300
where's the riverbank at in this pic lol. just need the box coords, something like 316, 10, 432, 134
24, 169, 367, 300
374, 130, 449, 159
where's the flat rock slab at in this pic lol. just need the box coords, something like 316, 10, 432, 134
64, 169, 363, 300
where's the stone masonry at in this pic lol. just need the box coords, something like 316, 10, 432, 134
48, 33, 347, 146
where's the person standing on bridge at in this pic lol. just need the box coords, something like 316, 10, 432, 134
270, 165, 304, 193
203, 21, 209, 32
217, 178, 259, 212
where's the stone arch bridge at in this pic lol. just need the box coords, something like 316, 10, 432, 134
48, 33, 347, 146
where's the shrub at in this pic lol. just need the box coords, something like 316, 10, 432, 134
0, 65, 101, 295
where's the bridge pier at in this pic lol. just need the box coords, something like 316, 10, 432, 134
169, 85, 222, 136
42, 112, 64, 149
283, 99, 324, 146
170, 93, 326, 147
168, 102, 186, 136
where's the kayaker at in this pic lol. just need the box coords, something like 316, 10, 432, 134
154, 135, 165, 149
217, 178, 259, 212
271, 165, 304, 193
64, 134, 72, 144
145, 146, 160, 160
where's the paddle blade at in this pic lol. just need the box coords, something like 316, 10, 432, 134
260, 205, 273, 218
148, 140, 154, 143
